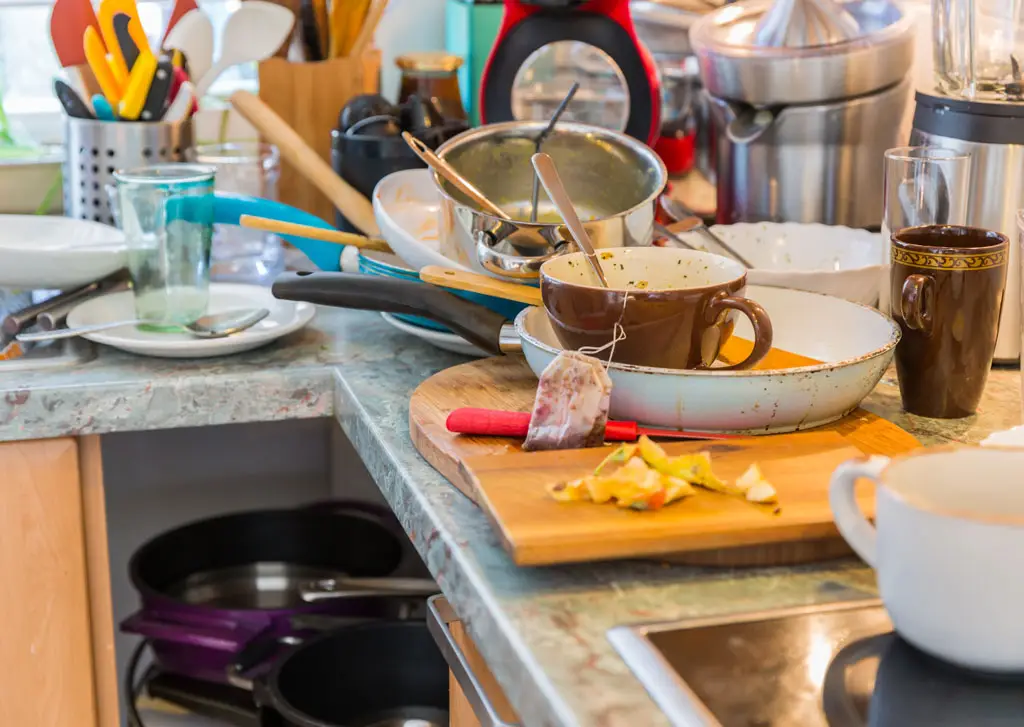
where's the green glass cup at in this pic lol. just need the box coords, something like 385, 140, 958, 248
113, 164, 216, 330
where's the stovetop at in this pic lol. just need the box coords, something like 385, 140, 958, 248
609, 600, 1024, 727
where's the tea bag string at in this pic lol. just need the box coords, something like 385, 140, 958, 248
577, 291, 631, 369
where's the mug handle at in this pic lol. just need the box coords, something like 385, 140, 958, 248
828, 456, 889, 566
900, 274, 934, 332
708, 292, 773, 371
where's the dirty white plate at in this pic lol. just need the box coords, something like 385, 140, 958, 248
668, 222, 887, 306
517, 285, 901, 434
0, 215, 127, 289
66, 283, 315, 358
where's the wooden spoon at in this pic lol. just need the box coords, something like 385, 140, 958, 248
419, 266, 542, 306
239, 215, 392, 253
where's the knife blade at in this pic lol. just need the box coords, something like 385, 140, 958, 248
445, 408, 742, 442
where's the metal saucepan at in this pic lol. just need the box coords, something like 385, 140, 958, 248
271, 271, 899, 434
433, 121, 667, 280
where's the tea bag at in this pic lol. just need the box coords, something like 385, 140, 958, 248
524, 350, 613, 451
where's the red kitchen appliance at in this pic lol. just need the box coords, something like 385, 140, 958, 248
480, 0, 661, 144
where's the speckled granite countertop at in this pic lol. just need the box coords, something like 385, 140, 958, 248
0, 308, 1019, 727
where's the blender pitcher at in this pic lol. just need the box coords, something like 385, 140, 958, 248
934, 0, 1024, 100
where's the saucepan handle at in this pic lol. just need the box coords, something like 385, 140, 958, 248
271, 271, 508, 356
708, 292, 773, 371
121, 610, 253, 652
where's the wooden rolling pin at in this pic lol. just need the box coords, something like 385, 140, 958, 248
229, 90, 380, 236
239, 215, 392, 253
419, 265, 821, 371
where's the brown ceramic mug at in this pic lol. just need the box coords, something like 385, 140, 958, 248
540, 247, 773, 369
890, 225, 1008, 418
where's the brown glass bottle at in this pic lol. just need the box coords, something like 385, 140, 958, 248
396, 52, 467, 121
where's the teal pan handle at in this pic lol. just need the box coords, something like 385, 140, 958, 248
164, 193, 347, 271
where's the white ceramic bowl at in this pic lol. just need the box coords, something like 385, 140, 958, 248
516, 285, 900, 433
372, 168, 468, 272
669, 222, 887, 306
0, 215, 127, 290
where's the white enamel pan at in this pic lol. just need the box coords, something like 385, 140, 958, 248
272, 273, 900, 434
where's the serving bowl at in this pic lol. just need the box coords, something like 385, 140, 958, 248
666, 222, 887, 306
517, 285, 900, 433
0, 215, 127, 289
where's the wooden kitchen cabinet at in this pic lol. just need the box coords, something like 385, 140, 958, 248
0, 436, 119, 727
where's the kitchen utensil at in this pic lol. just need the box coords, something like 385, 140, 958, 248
380, 312, 514, 357
97, 0, 140, 81
402, 132, 509, 219
49, 0, 102, 69
161, 0, 200, 46
480, 0, 661, 144
115, 164, 215, 326
230, 90, 379, 236
162, 80, 195, 122
257, 623, 449, 726
18, 307, 269, 342
54, 79, 96, 119
661, 197, 752, 267
660, 221, 888, 306
420, 265, 540, 305
195, 2, 296, 98
434, 121, 666, 279
240, 215, 392, 253
118, 50, 158, 120
299, 0, 325, 60
91, 95, 117, 121
123, 503, 413, 685
542, 247, 772, 369
530, 152, 609, 287
831, 448, 1024, 673
653, 221, 699, 251
890, 226, 1008, 419
112, 11, 146, 70
446, 408, 742, 442
139, 60, 175, 121
348, 0, 389, 60
529, 82, 580, 223
0, 215, 127, 289
162, 9, 215, 85
83, 25, 123, 107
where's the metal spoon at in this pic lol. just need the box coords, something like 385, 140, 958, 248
17, 308, 270, 342
531, 152, 610, 287
661, 197, 754, 268
531, 82, 580, 222
401, 132, 511, 220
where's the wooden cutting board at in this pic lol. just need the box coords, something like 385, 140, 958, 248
409, 356, 921, 567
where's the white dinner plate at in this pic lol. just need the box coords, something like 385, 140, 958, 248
66, 283, 316, 358
0, 215, 128, 289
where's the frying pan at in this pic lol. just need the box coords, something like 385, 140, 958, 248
271, 272, 900, 434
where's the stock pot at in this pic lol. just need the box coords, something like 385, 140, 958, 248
433, 121, 667, 280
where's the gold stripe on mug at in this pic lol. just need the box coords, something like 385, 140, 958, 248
891, 247, 1008, 271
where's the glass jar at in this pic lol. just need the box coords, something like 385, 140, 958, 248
396, 52, 468, 121
934, 0, 1024, 100
194, 143, 284, 283
113, 164, 215, 329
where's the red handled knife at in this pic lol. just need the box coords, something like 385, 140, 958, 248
445, 408, 742, 442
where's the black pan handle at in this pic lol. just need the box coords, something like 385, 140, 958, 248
272, 272, 508, 356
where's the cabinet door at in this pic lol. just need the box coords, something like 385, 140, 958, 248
0, 438, 98, 727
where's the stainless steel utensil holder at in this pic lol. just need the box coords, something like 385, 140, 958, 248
63, 117, 194, 225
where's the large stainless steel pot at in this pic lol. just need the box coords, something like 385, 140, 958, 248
433, 121, 667, 280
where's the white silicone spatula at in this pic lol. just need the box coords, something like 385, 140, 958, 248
194, 1, 295, 98
162, 9, 214, 85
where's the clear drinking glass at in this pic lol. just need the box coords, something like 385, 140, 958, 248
193, 143, 283, 284
934, 0, 1024, 101
113, 164, 216, 329
881, 147, 972, 311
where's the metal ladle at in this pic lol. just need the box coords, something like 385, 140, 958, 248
531, 82, 580, 223
401, 132, 511, 220
531, 152, 610, 287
